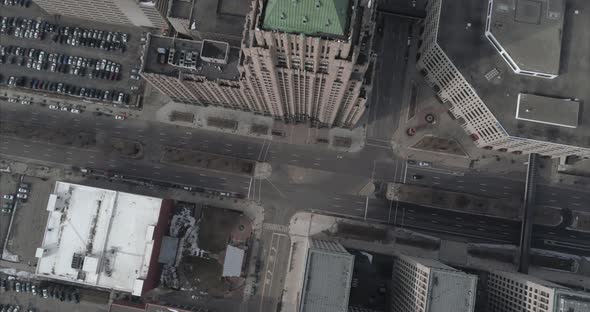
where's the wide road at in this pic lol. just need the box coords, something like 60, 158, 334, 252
2, 99, 590, 254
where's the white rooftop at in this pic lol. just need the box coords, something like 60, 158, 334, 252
36, 182, 163, 295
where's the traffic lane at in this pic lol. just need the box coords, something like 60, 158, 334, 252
536, 184, 590, 211
366, 15, 413, 141
0, 135, 252, 194
2, 101, 391, 176
406, 166, 524, 198
310, 193, 520, 242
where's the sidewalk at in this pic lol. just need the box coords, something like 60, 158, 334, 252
138, 83, 366, 153
390, 57, 528, 178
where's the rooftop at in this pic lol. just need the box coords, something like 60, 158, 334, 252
36, 182, 163, 295
143, 35, 241, 81
262, 0, 352, 37
190, 0, 248, 45
400, 256, 478, 312
486, 0, 564, 75
300, 239, 354, 312
437, 0, 590, 148
516, 94, 579, 128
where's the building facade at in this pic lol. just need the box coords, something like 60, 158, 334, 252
141, 0, 376, 128
417, 0, 590, 158
487, 271, 590, 312
33, 0, 170, 29
391, 255, 477, 312
240, 0, 376, 127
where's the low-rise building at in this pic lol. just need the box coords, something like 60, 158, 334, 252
35, 182, 174, 296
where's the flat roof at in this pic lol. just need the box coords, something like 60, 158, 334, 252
487, 0, 564, 75
400, 256, 477, 312
262, 0, 352, 37
36, 182, 163, 294
190, 0, 248, 45
143, 35, 240, 81
516, 94, 579, 128
300, 239, 354, 312
437, 0, 590, 148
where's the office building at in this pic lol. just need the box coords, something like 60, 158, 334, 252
35, 182, 174, 295
33, 0, 170, 29
300, 239, 355, 312
417, 0, 590, 158
487, 270, 590, 312
141, 0, 377, 128
391, 255, 477, 312
240, 0, 376, 127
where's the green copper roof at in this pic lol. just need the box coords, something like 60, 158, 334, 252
262, 0, 351, 37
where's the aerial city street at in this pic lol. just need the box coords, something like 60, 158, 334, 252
1, 0, 590, 312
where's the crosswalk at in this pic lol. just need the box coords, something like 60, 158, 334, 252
262, 223, 289, 233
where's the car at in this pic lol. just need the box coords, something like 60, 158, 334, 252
114, 115, 125, 120
48, 105, 58, 110
18, 188, 28, 193
60, 106, 69, 112
16, 193, 27, 199
418, 161, 432, 167
70, 109, 81, 114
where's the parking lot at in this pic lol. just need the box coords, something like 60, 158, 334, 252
2, 175, 52, 266
0, 273, 110, 312
0, 3, 145, 108
0, 172, 20, 259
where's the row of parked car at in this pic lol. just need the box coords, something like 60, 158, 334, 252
0, 16, 45, 39
0, 44, 123, 80
1, 15, 129, 52
2, 75, 131, 105
2, 182, 30, 203
0, 0, 32, 6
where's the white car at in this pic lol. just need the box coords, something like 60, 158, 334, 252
114, 115, 125, 120
49, 105, 58, 110
17, 193, 28, 199
18, 188, 29, 193
3, 194, 14, 200
70, 109, 81, 114
418, 161, 432, 167
60, 106, 69, 111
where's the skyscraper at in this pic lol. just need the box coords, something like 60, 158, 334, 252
391, 255, 478, 312
141, 0, 377, 128
240, 0, 376, 127
33, 0, 170, 29
487, 270, 590, 312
